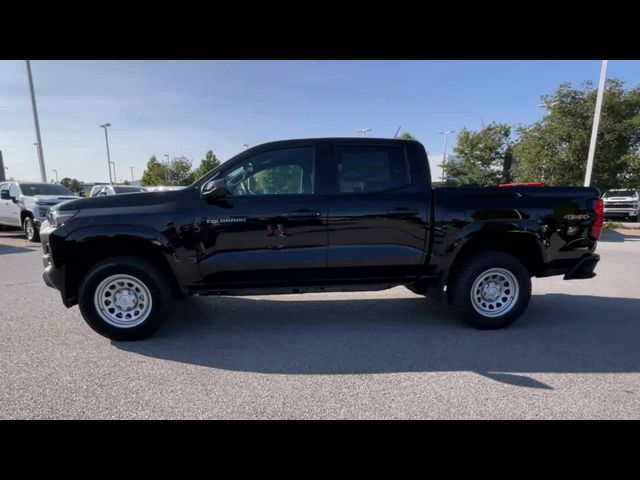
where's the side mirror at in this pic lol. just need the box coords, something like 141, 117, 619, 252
201, 178, 228, 199
10, 195, 17, 203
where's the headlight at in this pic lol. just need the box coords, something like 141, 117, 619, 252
47, 209, 79, 227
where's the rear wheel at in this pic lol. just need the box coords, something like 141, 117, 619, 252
447, 251, 531, 329
78, 256, 172, 340
23, 216, 39, 242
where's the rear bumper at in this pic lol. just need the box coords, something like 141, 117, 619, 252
563, 253, 600, 280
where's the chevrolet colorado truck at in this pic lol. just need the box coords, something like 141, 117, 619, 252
40, 138, 603, 340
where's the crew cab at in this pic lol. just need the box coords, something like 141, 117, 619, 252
0, 181, 77, 242
40, 138, 603, 340
602, 189, 639, 221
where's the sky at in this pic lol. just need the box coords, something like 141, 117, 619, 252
1, 60, 640, 184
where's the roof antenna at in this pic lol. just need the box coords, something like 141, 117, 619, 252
393, 126, 401, 139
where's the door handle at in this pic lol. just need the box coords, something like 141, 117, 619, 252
387, 208, 419, 217
284, 210, 322, 218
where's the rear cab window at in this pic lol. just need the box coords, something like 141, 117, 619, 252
336, 145, 411, 194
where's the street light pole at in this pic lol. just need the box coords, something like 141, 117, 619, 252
26, 60, 46, 182
52, 169, 58, 183
99, 123, 113, 184
111, 161, 117, 184
584, 60, 608, 187
357, 128, 372, 138
439, 130, 455, 181
243, 144, 249, 150
163, 154, 170, 185
130, 166, 135, 182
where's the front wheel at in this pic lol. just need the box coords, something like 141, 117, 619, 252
23, 216, 39, 242
447, 251, 531, 329
78, 256, 172, 340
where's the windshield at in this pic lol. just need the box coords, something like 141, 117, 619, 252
604, 190, 637, 198
20, 183, 74, 196
113, 186, 146, 194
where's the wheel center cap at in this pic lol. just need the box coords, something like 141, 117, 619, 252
115, 290, 137, 310
483, 283, 500, 300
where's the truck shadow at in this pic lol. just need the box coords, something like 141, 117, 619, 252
114, 293, 640, 389
0, 243, 38, 255
600, 230, 640, 242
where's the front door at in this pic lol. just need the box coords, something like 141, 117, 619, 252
0, 184, 21, 226
195, 145, 328, 288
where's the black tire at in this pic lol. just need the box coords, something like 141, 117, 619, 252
78, 256, 172, 340
447, 251, 531, 329
23, 216, 39, 242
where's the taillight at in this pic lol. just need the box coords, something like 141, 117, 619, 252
592, 198, 604, 240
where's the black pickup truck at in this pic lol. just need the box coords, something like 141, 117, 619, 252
40, 138, 603, 340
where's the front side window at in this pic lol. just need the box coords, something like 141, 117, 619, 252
9, 184, 19, 198
224, 147, 314, 196
337, 145, 410, 193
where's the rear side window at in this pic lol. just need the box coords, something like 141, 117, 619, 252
337, 145, 410, 193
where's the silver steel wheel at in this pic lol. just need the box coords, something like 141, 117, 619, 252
24, 219, 35, 240
470, 268, 519, 318
94, 274, 153, 328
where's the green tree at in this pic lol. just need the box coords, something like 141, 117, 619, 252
193, 150, 221, 180
167, 156, 194, 186
398, 132, 417, 140
251, 165, 303, 194
513, 79, 640, 190
60, 177, 82, 194
445, 123, 513, 186
141, 155, 168, 186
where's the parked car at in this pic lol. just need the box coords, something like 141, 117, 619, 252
40, 138, 603, 340
0, 181, 77, 242
602, 189, 639, 221
92, 185, 148, 196
88, 184, 110, 197
144, 186, 185, 192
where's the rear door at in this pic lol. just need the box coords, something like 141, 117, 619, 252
325, 141, 431, 282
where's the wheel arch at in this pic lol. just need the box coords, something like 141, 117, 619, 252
64, 232, 184, 306
20, 209, 34, 223
445, 230, 545, 286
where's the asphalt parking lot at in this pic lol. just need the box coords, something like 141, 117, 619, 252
1, 229, 639, 419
